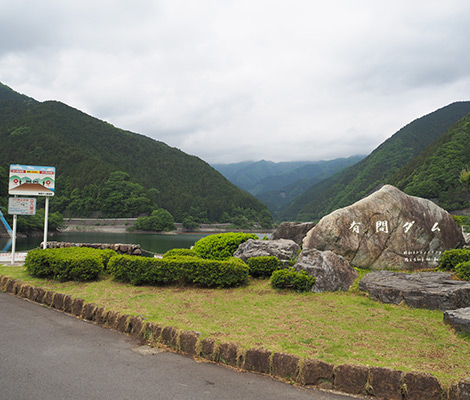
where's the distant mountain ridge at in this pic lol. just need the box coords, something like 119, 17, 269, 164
0, 82, 271, 226
280, 101, 470, 221
212, 156, 364, 216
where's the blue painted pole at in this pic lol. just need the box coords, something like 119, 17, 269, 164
0, 208, 13, 238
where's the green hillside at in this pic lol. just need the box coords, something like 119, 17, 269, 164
390, 113, 470, 210
0, 83, 272, 226
280, 101, 470, 221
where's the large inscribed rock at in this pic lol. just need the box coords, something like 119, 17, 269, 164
303, 185, 464, 270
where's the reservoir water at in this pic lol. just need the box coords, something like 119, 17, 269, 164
0, 231, 268, 255
0, 232, 211, 254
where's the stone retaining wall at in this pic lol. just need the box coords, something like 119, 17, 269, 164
1, 276, 469, 399
45, 241, 142, 256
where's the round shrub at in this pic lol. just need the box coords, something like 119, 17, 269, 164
455, 261, 470, 281
270, 267, 316, 292
248, 256, 281, 278
25, 247, 105, 282
192, 232, 258, 260
439, 249, 470, 271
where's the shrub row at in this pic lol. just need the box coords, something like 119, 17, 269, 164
163, 248, 198, 258
25, 248, 116, 282
455, 261, 470, 281
107, 254, 249, 288
192, 232, 257, 260
439, 249, 470, 271
439, 249, 470, 280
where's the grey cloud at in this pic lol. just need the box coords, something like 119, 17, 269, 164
0, 0, 468, 163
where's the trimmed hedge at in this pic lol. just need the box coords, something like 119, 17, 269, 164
163, 248, 199, 258
270, 268, 316, 292
248, 256, 281, 278
25, 247, 113, 282
439, 249, 470, 271
107, 254, 249, 288
192, 232, 258, 260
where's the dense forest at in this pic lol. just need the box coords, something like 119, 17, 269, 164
0, 83, 272, 229
280, 102, 470, 221
389, 113, 470, 210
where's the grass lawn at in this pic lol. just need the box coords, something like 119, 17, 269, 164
1, 265, 469, 386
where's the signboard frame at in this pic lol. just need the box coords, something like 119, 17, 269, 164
9, 164, 55, 196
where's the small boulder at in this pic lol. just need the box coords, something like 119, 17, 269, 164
444, 307, 470, 334
293, 248, 358, 292
234, 239, 300, 267
271, 222, 316, 245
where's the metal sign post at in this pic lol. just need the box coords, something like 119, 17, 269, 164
11, 215, 17, 265
43, 197, 49, 249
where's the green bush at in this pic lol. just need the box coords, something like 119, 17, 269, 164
100, 248, 118, 269
192, 232, 257, 260
107, 254, 249, 288
134, 208, 176, 232
248, 256, 281, 278
163, 248, 199, 258
270, 267, 316, 292
439, 249, 470, 271
452, 215, 470, 229
25, 247, 106, 282
455, 261, 470, 281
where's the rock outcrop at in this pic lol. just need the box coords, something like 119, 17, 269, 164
294, 248, 358, 292
303, 185, 464, 270
234, 239, 300, 267
359, 271, 470, 310
271, 222, 316, 245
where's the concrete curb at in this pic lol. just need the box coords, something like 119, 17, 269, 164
1, 275, 469, 400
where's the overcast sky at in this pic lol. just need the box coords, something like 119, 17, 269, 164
1, 1, 469, 164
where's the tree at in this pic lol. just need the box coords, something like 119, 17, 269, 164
182, 216, 199, 231
134, 208, 176, 231
460, 167, 470, 188
98, 171, 154, 217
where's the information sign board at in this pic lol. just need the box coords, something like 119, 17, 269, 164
0, 252, 27, 262
9, 164, 55, 196
8, 197, 36, 215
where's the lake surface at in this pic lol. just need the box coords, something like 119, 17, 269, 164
0, 231, 268, 254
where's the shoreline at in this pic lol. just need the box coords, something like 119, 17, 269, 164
61, 218, 273, 235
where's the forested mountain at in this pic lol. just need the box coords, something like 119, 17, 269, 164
280, 101, 470, 221
0, 83, 272, 227
389, 113, 470, 210
213, 160, 314, 192
213, 156, 364, 216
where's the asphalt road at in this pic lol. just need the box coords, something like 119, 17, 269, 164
0, 292, 357, 400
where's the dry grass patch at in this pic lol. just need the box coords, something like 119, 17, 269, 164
1, 265, 469, 386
